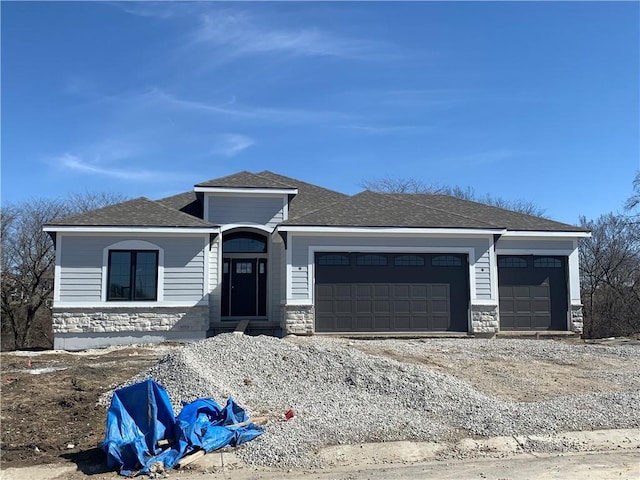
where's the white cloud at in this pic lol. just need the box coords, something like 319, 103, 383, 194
116, 2, 206, 20
340, 124, 434, 135
446, 148, 525, 166
212, 134, 254, 157
191, 10, 388, 60
141, 88, 356, 124
54, 153, 167, 181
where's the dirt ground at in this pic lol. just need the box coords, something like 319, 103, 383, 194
0, 345, 170, 476
0, 338, 638, 479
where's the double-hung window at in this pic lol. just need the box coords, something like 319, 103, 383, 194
107, 250, 158, 301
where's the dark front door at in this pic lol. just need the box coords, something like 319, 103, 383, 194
221, 258, 267, 317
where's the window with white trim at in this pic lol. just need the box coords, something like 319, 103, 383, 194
107, 250, 158, 301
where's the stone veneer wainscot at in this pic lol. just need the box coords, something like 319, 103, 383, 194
52, 307, 210, 334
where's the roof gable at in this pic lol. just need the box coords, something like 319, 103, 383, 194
195, 171, 297, 189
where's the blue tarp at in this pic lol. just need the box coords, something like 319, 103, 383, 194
102, 379, 264, 476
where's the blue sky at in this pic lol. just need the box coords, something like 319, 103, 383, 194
2, 1, 638, 225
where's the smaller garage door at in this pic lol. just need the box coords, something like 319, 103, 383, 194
498, 256, 568, 330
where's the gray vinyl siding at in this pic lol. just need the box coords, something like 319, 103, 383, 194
207, 195, 285, 229
289, 235, 492, 301
475, 250, 492, 299
164, 238, 206, 302
58, 235, 207, 304
496, 239, 575, 252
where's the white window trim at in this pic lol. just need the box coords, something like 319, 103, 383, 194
101, 240, 165, 303
54, 300, 208, 308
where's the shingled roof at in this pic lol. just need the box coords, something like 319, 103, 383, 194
157, 191, 204, 218
254, 171, 348, 219
280, 191, 500, 229
281, 190, 588, 232
195, 171, 297, 189
44, 171, 587, 233
389, 194, 587, 232
46, 197, 216, 228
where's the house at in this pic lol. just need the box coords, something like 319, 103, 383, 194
43, 171, 590, 350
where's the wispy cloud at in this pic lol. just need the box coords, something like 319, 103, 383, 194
118, 3, 393, 61
445, 148, 527, 166
191, 10, 390, 61
53, 153, 165, 181
139, 87, 356, 124
115, 2, 206, 20
340, 124, 435, 135
212, 134, 254, 157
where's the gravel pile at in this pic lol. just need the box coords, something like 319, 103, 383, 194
113, 335, 640, 468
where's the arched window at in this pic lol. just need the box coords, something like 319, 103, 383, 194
223, 232, 267, 253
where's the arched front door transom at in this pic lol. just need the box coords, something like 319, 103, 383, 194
221, 231, 268, 318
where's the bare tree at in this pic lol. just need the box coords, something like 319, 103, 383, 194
579, 213, 640, 338
1, 192, 127, 350
624, 171, 640, 214
360, 175, 547, 217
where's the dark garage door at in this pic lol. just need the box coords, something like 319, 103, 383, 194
315, 253, 469, 332
498, 256, 568, 330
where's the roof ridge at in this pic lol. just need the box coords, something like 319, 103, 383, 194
254, 170, 297, 188
256, 171, 349, 196
370, 191, 502, 229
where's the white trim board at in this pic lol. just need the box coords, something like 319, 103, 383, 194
44, 226, 219, 234
501, 231, 590, 238
195, 187, 298, 195
278, 226, 505, 235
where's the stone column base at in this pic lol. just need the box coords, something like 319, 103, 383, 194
283, 305, 314, 335
570, 305, 584, 334
471, 304, 499, 334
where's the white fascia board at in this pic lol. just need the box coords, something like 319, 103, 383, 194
276, 226, 506, 236
43, 226, 219, 234
502, 231, 590, 238
195, 187, 298, 195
